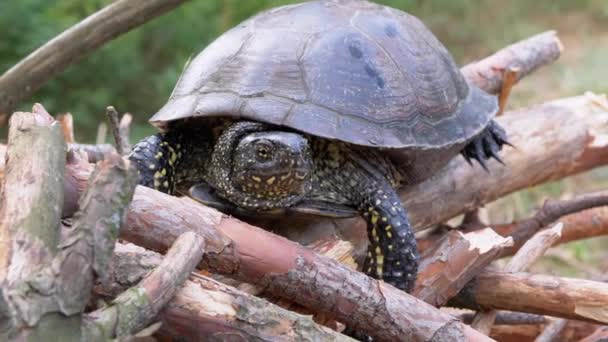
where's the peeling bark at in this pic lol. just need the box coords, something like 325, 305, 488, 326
96, 242, 356, 341
451, 271, 608, 324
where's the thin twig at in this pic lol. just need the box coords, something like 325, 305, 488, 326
105, 106, 128, 155
118, 113, 133, 152
96, 122, 108, 145
57, 113, 75, 143
496, 66, 520, 116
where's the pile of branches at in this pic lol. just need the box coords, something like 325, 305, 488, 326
2, 1, 608, 341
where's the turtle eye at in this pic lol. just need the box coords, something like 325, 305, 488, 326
255, 140, 273, 161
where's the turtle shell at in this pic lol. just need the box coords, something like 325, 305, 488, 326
150, 0, 498, 150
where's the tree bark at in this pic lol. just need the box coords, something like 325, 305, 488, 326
470, 223, 564, 334
451, 270, 608, 324
460, 31, 563, 94
86, 232, 206, 338
0, 106, 138, 341
0, 0, 190, 114
95, 242, 356, 341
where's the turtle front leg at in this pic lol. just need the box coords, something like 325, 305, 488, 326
359, 186, 418, 293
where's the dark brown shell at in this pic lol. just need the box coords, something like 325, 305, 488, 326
150, 0, 498, 149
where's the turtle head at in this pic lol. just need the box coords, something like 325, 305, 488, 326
232, 131, 313, 200
208, 121, 313, 210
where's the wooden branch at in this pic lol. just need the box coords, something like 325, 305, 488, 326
489, 320, 602, 342
461, 31, 563, 94
87, 232, 205, 338
123, 187, 489, 342
457, 311, 546, 326
471, 223, 563, 334
95, 242, 356, 341
496, 66, 519, 116
0, 104, 65, 283
105, 106, 130, 155
496, 190, 608, 258
57, 113, 75, 143
0, 0, 190, 114
450, 270, 608, 324
413, 228, 513, 306
534, 318, 567, 342
119, 113, 132, 152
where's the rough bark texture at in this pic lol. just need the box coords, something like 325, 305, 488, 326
460, 31, 563, 94
0, 107, 137, 341
123, 187, 484, 342
0, 105, 65, 283
413, 228, 513, 307
451, 270, 608, 324
0, 0, 190, 114
471, 223, 563, 334
96, 242, 355, 341
87, 232, 205, 338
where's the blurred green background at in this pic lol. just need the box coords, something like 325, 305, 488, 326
2, 0, 608, 276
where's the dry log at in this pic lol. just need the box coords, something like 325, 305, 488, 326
105, 106, 130, 155
0, 106, 137, 341
483, 320, 602, 342
95, 242, 356, 341
68, 143, 116, 163
413, 228, 513, 307
0, 0, 189, 115
57, 113, 75, 143
87, 232, 206, 338
123, 187, 490, 342
451, 270, 608, 324
471, 223, 563, 334
460, 31, 563, 94
0, 104, 64, 283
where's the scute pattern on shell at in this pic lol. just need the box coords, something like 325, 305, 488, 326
151, 0, 497, 149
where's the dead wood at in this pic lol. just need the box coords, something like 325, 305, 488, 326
0, 104, 64, 283
0, 0, 190, 115
450, 270, 608, 324
413, 228, 513, 307
0, 105, 137, 340
122, 187, 489, 342
460, 31, 563, 94
87, 232, 206, 338
105, 106, 130, 155
471, 223, 564, 334
534, 318, 568, 342
57, 113, 75, 143
95, 242, 356, 341
69, 143, 116, 163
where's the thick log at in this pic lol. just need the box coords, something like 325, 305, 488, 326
87, 232, 206, 338
451, 270, 608, 324
0, 0, 190, 114
96, 242, 355, 341
0, 105, 64, 282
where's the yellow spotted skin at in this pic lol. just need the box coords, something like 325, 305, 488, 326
130, 120, 419, 293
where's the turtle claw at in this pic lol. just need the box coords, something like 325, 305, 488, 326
461, 120, 508, 171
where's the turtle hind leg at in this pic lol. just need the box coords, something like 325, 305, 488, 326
461, 120, 510, 171
359, 186, 418, 293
